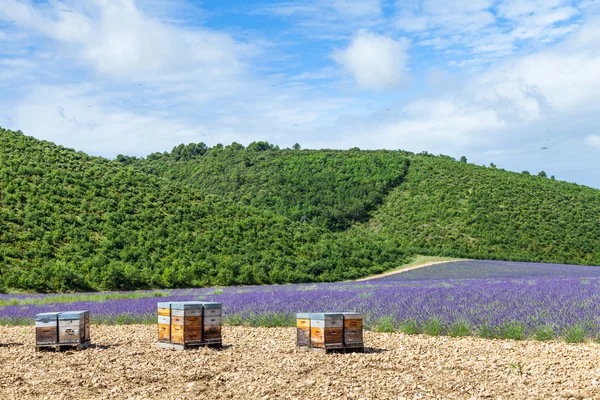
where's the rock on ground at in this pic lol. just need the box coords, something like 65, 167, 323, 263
1, 325, 600, 399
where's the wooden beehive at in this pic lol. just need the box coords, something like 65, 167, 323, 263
170, 302, 204, 345
296, 313, 311, 347
202, 302, 222, 344
35, 312, 60, 345
342, 312, 364, 347
310, 313, 344, 349
157, 302, 172, 343
58, 311, 89, 344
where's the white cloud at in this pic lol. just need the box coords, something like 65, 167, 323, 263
266, 0, 381, 19
585, 135, 600, 149
394, 0, 582, 63
0, 0, 250, 82
259, 0, 384, 40
332, 31, 410, 91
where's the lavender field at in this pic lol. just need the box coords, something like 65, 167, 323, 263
2, 260, 600, 341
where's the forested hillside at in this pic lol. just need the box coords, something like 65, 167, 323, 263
368, 155, 600, 265
0, 128, 408, 292
1, 127, 600, 293
132, 142, 411, 230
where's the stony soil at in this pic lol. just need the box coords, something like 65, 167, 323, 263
1, 325, 600, 399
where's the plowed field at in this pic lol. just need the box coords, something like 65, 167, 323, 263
2, 325, 600, 399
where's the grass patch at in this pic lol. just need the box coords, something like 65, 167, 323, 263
563, 325, 586, 343
0, 291, 170, 307
234, 312, 295, 328
422, 317, 443, 336
91, 313, 156, 325
372, 316, 397, 333
499, 321, 526, 340
449, 320, 471, 337
398, 319, 420, 335
533, 325, 555, 341
0, 317, 31, 326
477, 323, 497, 339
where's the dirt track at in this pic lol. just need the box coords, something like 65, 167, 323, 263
1, 325, 600, 399
354, 259, 465, 281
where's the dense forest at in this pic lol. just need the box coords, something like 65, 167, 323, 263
1, 127, 599, 292
0, 129, 408, 292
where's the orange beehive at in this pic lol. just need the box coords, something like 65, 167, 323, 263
170, 302, 203, 345
310, 313, 344, 349
296, 313, 311, 347
157, 302, 172, 343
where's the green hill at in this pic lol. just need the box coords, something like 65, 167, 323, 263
0, 128, 407, 292
1, 127, 599, 292
368, 155, 600, 265
131, 142, 411, 230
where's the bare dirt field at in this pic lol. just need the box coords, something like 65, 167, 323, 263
1, 325, 600, 400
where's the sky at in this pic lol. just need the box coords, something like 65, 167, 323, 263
0, 0, 599, 188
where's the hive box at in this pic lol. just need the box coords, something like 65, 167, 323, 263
58, 311, 90, 344
342, 312, 364, 347
35, 312, 60, 345
170, 302, 204, 345
296, 313, 311, 347
157, 302, 172, 343
310, 313, 344, 349
202, 302, 222, 344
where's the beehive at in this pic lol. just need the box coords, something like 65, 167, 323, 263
170, 302, 204, 345
35, 312, 60, 345
202, 302, 222, 344
296, 313, 311, 347
58, 311, 89, 344
157, 302, 172, 343
342, 312, 364, 347
310, 313, 344, 349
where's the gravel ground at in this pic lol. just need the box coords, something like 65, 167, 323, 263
1, 325, 600, 399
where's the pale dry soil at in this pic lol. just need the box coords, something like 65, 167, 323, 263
1, 325, 600, 400
355, 258, 465, 281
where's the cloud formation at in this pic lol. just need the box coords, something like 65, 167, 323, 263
332, 31, 410, 91
0, 0, 599, 187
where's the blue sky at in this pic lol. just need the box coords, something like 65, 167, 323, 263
1, 0, 600, 188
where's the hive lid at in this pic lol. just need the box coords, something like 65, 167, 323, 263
171, 301, 204, 310
310, 313, 343, 320
202, 302, 222, 309
35, 312, 60, 321
296, 313, 311, 319
157, 302, 172, 309
342, 312, 364, 319
58, 310, 89, 319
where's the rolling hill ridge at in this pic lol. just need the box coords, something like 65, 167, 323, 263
1, 127, 599, 292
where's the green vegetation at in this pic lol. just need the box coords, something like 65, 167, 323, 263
0, 291, 169, 307
134, 142, 410, 230
368, 156, 600, 265
1, 126, 600, 293
0, 128, 407, 292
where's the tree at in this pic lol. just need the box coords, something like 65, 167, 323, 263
538, 171, 547, 178
293, 143, 301, 151
460, 156, 467, 163
490, 162, 496, 169
522, 171, 531, 175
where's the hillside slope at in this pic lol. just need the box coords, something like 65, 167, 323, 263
368, 156, 600, 265
2, 128, 599, 292
0, 129, 408, 292
132, 142, 411, 230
